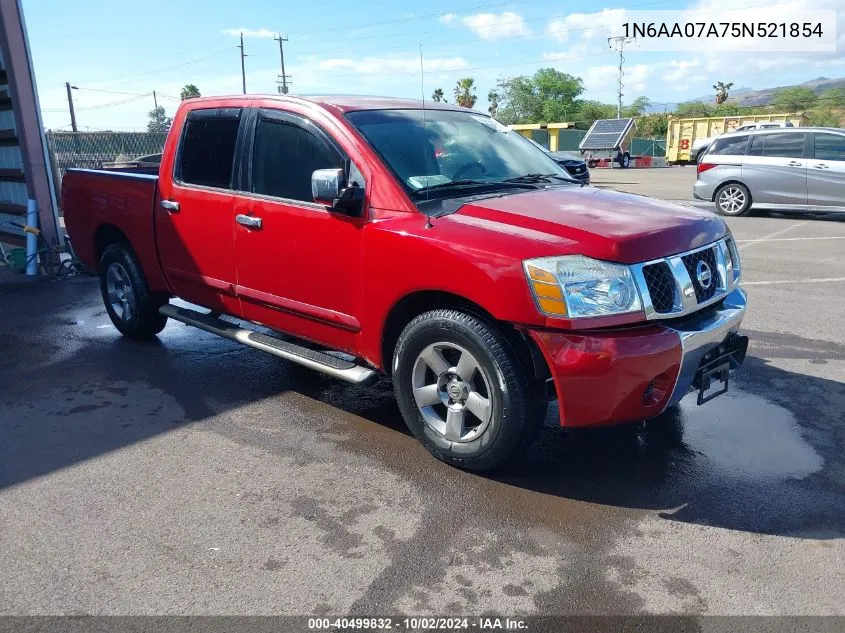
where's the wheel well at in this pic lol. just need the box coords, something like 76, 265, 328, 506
93, 224, 130, 264
713, 180, 750, 203
380, 291, 549, 382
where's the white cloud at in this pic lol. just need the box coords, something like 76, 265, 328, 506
546, 9, 627, 44
444, 12, 531, 40
663, 59, 701, 83
318, 55, 469, 75
582, 63, 653, 93
222, 28, 276, 39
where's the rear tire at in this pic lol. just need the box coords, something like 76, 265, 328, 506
99, 243, 168, 339
714, 182, 751, 216
618, 152, 631, 168
392, 310, 543, 472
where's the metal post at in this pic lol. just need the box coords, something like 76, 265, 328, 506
65, 81, 77, 132
25, 198, 38, 276
239, 32, 247, 94
153, 90, 158, 110
607, 37, 635, 119
274, 34, 289, 94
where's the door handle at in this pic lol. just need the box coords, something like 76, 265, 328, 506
811, 163, 829, 169
786, 161, 803, 167
160, 199, 180, 213
236, 213, 263, 229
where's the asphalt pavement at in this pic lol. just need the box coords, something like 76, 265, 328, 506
1, 170, 843, 620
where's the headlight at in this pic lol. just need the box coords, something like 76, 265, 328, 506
524, 255, 642, 318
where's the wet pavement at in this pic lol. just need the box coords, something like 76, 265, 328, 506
1, 209, 844, 617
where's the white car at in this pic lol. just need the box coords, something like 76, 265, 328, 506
692, 121, 795, 163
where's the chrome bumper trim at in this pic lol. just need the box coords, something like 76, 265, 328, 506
663, 287, 747, 407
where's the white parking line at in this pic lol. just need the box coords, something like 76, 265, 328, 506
737, 236, 845, 244
742, 277, 845, 285
738, 222, 807, 250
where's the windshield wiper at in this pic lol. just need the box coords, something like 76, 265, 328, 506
500, 173, 577, 185
411, 178, 537, 197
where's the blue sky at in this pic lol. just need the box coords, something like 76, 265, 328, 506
24, 0, 844, 131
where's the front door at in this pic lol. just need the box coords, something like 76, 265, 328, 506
808, 132, 845, 208
156, 107, 244, 312
233, 108, 366, 353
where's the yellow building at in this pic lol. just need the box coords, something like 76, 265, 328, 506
508, 122, 577, 152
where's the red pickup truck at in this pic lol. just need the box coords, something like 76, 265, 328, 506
63, 95, 748, 471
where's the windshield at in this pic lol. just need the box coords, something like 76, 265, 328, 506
345, 109, 577, 196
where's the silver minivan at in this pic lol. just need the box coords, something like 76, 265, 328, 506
693, 127, 845, 216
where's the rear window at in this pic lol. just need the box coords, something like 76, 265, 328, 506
760, 133, 805, 159
813, 133, 845, 161
177, 109, 242, 189
710, 135, 749, 156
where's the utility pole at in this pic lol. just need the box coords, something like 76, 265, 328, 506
238, 31, 247, 94
274, 33, 291, 94
152, 90, 158, 110
607, 36, 635, 118
65, 82, 78, 132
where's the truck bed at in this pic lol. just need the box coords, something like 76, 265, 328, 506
62, 168, 164, 288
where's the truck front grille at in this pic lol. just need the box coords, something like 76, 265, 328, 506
642, 262, 676, 313
632, 237, 738, 321
681, 247, 720, 303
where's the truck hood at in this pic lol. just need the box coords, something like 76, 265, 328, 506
447, 186, 727, 264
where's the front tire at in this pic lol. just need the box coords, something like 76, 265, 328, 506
393, 310, 543, 472
714, 182, 751, 216
99, 243, 168, 339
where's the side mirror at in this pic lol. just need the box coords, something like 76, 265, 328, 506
311, 168, 365, 217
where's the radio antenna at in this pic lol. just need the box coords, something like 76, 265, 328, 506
420, 43, 433, 228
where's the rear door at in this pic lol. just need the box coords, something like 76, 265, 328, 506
742, 132, 808, 206
807, 131, 845, 208
156, 107, 244, 312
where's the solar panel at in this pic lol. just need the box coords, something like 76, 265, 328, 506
579, 118, 636, 151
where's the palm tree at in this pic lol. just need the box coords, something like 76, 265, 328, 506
713, 81, 734, 105
180, 84, 201, 100
432, 88, 446, 103
453, 78, 477, 108
487, 90, 500, 118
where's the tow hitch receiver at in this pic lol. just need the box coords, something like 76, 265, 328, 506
693, 333, 749, 405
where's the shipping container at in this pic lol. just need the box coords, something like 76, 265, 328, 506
665, 113, 808, 164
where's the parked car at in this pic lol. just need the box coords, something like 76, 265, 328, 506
63, 95, 748, 471
694, 127, 845, 216
690, 121, 796, 164
527, 138, 591, 184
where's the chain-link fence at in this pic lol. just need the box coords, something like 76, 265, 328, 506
46, 131, 167, 182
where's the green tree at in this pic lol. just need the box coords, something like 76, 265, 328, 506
674, 101, 713, 118
453, 78, 477, 108
146, 106, 172, 133
487, 90, 500, 118
180, 84, 201, 100
624, 96, 651, 117
808, 105, 841, 127
819, 88, 845, 107
495, 68, 584, 124
431, 88, 446, 103
713, 81, 734, 104
636, 113, 669, 139
771, 87, 818, 112
575, 101, 616, 127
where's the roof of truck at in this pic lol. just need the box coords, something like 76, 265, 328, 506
185, 94, 472, 113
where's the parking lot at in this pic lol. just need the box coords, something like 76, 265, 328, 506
1, 169, 843, 619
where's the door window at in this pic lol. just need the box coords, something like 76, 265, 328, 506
710, 135, 749, 156
760, 133, 806, 159
252, 116, 343, 202
176, 109, 242, 189
813, 133, 845, 161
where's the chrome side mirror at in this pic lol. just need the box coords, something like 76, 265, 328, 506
311, 168, 365, 217
311, 168, 344, 206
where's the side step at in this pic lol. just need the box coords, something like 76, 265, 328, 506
159, 304, 377, 384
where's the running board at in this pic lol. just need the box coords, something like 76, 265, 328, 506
159, 304, 377, 384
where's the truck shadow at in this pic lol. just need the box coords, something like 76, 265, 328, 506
1, 277, 842, 540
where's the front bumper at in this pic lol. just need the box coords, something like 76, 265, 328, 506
528, 288, 747, 428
